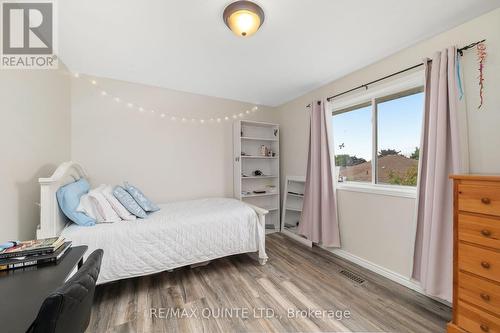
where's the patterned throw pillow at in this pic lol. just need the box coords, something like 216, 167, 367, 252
112, 186, 147, 218
100, 185, 136, 221
123, 182, 160, 213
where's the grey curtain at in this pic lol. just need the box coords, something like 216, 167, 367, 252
412, 47, 464, 302
298, 100, 341, 247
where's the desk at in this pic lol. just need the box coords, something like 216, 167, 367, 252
0, 246, 87, 333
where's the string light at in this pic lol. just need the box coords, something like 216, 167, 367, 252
79, 73, 262, 125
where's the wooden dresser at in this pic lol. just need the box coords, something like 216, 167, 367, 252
448, 175, 500, 333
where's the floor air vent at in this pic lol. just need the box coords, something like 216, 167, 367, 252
339, 269, 365, 284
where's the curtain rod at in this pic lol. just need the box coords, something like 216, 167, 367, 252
306, 39, 485, 108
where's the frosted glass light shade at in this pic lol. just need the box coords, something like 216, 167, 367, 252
223, 1, 265, 38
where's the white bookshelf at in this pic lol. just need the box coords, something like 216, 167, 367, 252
234, 120, 280, 234
281, 176, 312, 246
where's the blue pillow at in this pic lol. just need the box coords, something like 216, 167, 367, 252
113, 186, 147, 218
123, 182, 160, 213
56, 179, 96, 226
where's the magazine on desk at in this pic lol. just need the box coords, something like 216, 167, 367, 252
0, 241, 72, 271
0, 237, 65, 259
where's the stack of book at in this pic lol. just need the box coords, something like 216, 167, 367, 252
0, 237, 71, 271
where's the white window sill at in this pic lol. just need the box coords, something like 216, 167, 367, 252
335, 182, 417, 199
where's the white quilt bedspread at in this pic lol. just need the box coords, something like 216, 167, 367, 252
61, 198, 265, 284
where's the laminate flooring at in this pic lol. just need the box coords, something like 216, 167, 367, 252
88, 233, 451, 333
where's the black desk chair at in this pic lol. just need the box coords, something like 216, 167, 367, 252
27, 249, 103, 333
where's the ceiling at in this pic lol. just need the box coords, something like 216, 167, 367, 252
59, 0, 500, 106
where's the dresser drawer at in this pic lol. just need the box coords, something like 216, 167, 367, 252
458, 184, 500, 217
457, 301, 500, 333
458, 243, 500, 283
459, 214, 500, 250
459, 272, 500, 316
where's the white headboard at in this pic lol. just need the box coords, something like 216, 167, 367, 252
37, 161, 88, 239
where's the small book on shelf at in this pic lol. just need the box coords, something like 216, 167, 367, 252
0, 241, 72, 271
0, 236, 65, 260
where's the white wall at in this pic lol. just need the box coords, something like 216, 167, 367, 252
71, 76, 278, 203
0, 68, 71, 240
276, 9, 500, 280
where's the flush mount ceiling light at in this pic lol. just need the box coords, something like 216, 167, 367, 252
223, 1, 265, 38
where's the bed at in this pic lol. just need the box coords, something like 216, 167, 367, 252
37, 161, 268, 284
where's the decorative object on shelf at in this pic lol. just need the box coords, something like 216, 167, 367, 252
253, 190, 266, 194
266, 185, 277, 194
477, 41, 487, 109
260, 145, 267, 156
73, 73, 261, 125
253, 169, 263, 176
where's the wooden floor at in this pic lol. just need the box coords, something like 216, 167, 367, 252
88, 233, 451, 333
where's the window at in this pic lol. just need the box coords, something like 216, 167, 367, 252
377, 90, 424, 186
332, 86, 424, 187
332, 103, 372, 183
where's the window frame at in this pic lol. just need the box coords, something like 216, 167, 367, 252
330, 71, 424, 198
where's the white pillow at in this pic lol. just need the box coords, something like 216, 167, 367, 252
77, 194, 102, 221
99, 185, 137, 221
77, 187, 122, 223
92, 188, 122, 223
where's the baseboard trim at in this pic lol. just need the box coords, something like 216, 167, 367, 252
281, 234, 451, 306
327, 248, 424, 294
328, 248, 451, 306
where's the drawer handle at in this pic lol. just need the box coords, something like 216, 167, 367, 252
480, 293, 491, 302
481, 229, 492, 237
480, 324, 489, 332
481, 261, 491, 269
481, 197, 491, 205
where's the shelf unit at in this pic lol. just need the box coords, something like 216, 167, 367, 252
281, 176, 312, 246
234, 120, 280, 234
